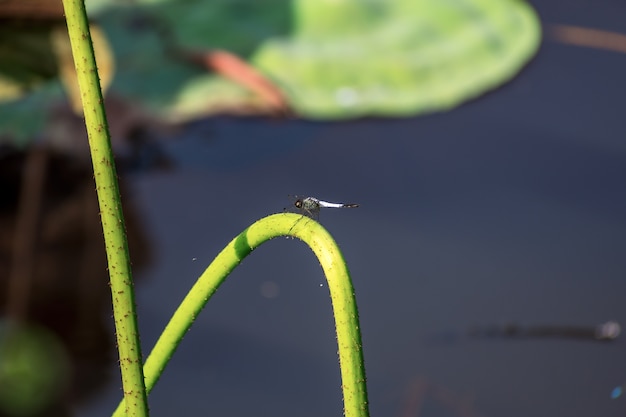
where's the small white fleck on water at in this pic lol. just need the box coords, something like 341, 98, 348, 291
260, 281, 280, 299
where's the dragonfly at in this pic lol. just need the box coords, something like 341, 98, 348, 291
291, 196, 359, 220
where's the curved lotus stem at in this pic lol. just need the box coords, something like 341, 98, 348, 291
113, 212, 369, 417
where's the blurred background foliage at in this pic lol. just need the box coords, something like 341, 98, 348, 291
0, 0, 540, 145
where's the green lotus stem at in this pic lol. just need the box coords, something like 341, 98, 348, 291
60, 1, 148, 416
113, 213, 369, 417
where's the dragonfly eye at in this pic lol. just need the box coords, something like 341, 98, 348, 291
294, 200, 302, 208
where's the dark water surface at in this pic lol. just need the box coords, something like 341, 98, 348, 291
80, 4, 626, 417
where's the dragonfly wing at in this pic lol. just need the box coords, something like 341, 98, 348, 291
310, 206, 321, 219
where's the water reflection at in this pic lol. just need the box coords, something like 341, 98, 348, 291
468, 320, 621, 342
0, 146, 152, 416
399, 376, 483, 417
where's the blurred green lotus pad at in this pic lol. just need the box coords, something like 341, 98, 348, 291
0, 0, 541, 146
253, 0, 541, 118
